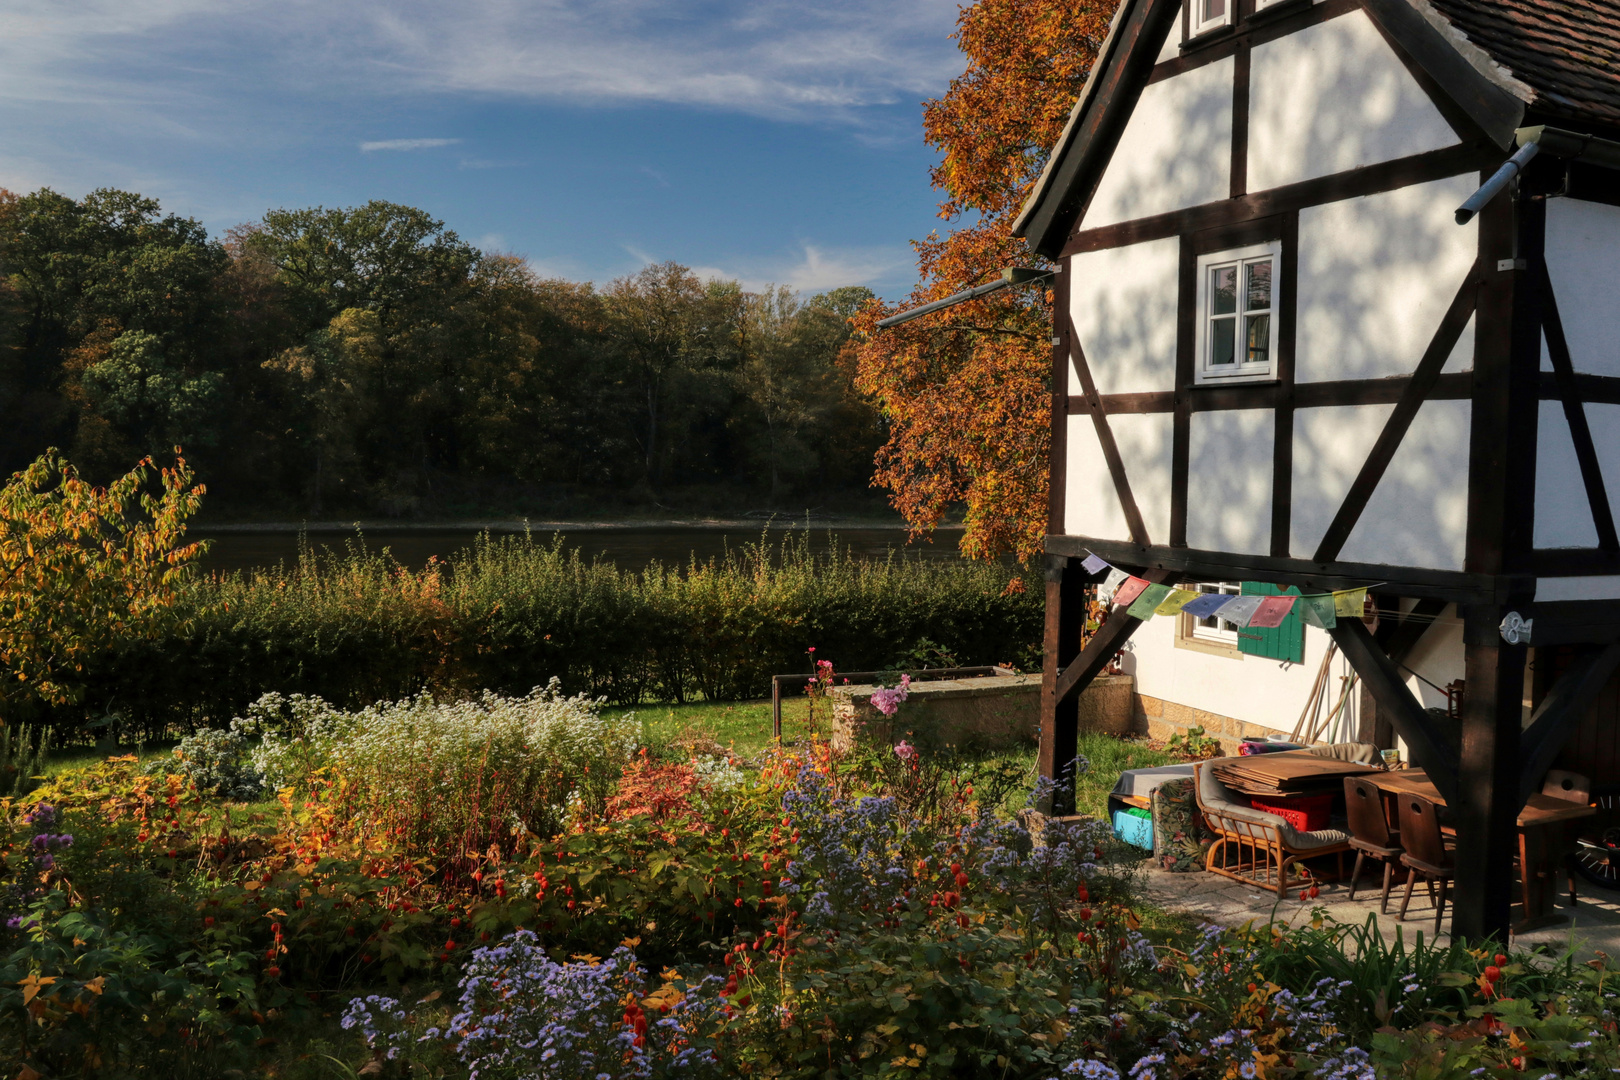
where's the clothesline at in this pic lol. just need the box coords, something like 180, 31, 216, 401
1081, 551, 1375, 631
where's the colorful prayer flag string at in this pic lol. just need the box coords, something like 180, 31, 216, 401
1079, 550, 1377, 629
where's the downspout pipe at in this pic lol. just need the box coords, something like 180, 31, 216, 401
1455, 125, 1620, 225
876, 267, 1053, 329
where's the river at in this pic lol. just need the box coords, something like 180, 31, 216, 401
189, 523, 969, 574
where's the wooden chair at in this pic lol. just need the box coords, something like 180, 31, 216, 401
1344, 776, 1401, 914
1541, 769, 1590, 907
1396, 792, 1454, 936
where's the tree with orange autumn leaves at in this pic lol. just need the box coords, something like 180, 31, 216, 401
850, 0, 1116, 562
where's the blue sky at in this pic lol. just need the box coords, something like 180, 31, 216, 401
0, 1, 968, 298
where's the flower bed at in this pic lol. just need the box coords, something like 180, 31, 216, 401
4, 683, 1620, 1078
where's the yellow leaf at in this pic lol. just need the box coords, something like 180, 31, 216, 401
416, 990, 441, 1004
18, 972, 56, 1006
83, 976, 105, 996
620, 936, 642, 948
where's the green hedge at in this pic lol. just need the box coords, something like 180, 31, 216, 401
66, 534, 1041, 738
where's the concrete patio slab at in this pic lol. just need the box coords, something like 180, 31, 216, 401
1134, 860, 1620, 956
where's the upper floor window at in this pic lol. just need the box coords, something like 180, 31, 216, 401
1195, 241, 1279, 384
1191, 0, 1232, 36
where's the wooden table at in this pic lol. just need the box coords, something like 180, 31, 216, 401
1366, 769, 1595, 930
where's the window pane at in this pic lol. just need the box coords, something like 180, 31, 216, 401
1204, 0, 1226, 19
1211, 316, 1236, 366
1246, 260, 1272, 312
1246, 313, 1270, 365
1212, 265, 1237, 315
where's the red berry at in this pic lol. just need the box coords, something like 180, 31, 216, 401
1484, 965, 1502, 983
1494, 953, 1508, 966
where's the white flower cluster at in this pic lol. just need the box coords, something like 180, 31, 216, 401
233, 679, 641, 833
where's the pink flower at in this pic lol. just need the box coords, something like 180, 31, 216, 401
870, 674, 911, 717
894, 741, 918, 761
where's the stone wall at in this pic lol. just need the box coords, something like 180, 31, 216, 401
831, 674, 1137, 753
1134, 693, 1284, 755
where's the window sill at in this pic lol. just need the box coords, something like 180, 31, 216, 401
1181, 23, 1235, 52
1191, 376, 1279, 388
1174, 635, 1245, 660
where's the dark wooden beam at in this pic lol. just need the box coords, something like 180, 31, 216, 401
1516, 600, 1620, 646
1050, 567, 1176, 708
1312, 267, 1479, 562
1070, 337, 1152, 545
1048, 263, 1071, 535
1453, 609, 1527, 943
1271, 211, 1299, 556
1038, 555, 1090, 815
1451, 185, 1542, 945
1063, 143, 1493, 256
1021, 0, 1185, 258
1329, 616, 1458, 804
1518, 642, 1620, 804
1539, 372, 1620, 406
1539, 262, 1620, 552
1047, 534, 1506, 603
1229, 44, 1250, 199
1081, 371, 1474, 415
1147, 0, 1359, 84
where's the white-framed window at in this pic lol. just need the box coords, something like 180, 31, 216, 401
1190, 0, 1233, 36
1253, 0, 1289, 10
1182, 582, 1242, 647
1195, 241, 1280, 384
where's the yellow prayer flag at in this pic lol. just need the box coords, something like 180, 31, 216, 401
1332, 587, 1368, 618
1155, 588, 1200, 616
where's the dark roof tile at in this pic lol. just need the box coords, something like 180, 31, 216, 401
1426, 0, 1620, 126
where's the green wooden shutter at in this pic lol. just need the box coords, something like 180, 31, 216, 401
1238, 582, 1305, 664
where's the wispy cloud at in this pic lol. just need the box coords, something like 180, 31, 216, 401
629, 242, 914, 296
0, 1, 960, 125
359, 137, 459, 152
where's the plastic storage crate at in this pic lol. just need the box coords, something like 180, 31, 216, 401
1111, 806, 1154, 850
1247, 794, 1333, 833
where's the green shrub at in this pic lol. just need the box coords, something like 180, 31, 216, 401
55, 532, 1040, 739
143, 727, 264, 800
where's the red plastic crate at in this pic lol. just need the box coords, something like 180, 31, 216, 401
1248, 794, 1333, 832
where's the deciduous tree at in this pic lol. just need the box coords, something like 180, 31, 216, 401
850, 0, 1115, 561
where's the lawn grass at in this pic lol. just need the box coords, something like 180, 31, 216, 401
1072, 732, 1178, 820
606, 697, 786, 760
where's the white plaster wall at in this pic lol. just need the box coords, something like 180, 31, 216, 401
1081, 57, 1232, 230
1186, 408, 1273, 554
1535, 399, 1600, 549
1537, 577, 1620, 602
1249, 9, 1460, 191
1064, 413, 1132, 541
1296, 174, 1479, 382
1338, 399, 1470, 570
1535, 402, 1620, 553
1125, 596, 1464, 738
1069, 236, 1181, 395
1546, 199, 1620, 378
1155, 4, 1184, 63
1110, 412, 1177, 546
1291, 403, 1391, 558
1125, 614, 1346, 734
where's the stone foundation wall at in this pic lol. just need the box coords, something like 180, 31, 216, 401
1134, 693, 1288, 754
831, 674, 1140, 752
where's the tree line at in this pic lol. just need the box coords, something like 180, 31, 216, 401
0, 188, 884, 519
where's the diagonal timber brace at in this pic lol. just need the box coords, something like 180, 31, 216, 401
1518, 642, 1620, 804
1329, 617, 1459, 805
1051, 567, 1175, 707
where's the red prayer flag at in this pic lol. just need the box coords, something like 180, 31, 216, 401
1247, 595, 1297, 628
1111, 576, 1150, 608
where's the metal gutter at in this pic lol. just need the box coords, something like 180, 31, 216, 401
1455, 124, 1620, 224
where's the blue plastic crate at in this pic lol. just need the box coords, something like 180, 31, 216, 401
1111, 807, 1154, 851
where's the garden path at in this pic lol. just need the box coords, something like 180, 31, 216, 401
1135, 861, 1620, 956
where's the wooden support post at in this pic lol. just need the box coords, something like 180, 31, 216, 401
1517, 642, 1620, 804
1358, 596, 1450, 747
1038, 555, 1089, 815
1451, 607, 1527, 943
1451, 184, 1542, 944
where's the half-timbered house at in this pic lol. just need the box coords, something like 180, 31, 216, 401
1013, 0, 1620, 940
